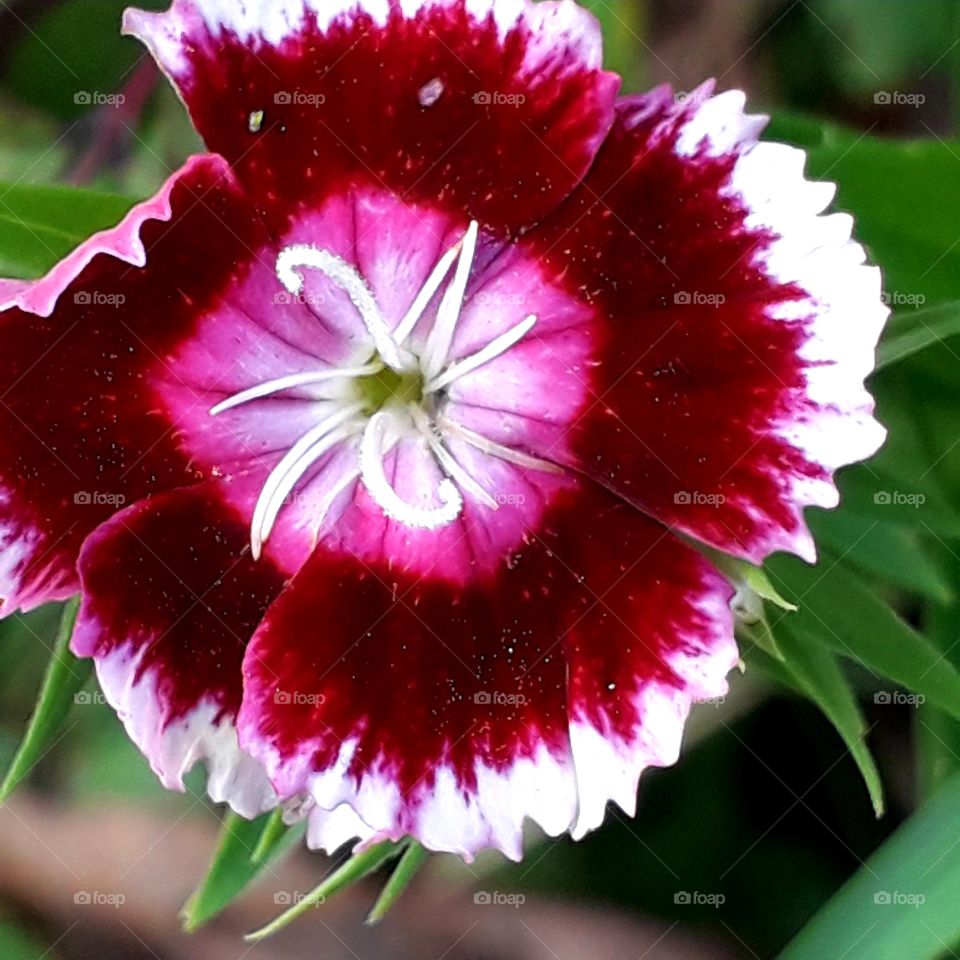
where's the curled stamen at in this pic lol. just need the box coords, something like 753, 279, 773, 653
421, 221, 479, 380
359, 411, 463, 529
209, 362, 384, 416
251, 402, 364, 559
426, 314, 537, 394
276, 245, 414, 372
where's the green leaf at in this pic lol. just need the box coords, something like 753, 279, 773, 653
780, 769, 960, 960
245, 840, 406, 942
767, 554, 960, 719
0, 181, 134, 278
0, 923, 51, 960
249, 808, 290, 864
773, 624, 884, 816
182, 810, 302, 932
877, 301, 960, 369
0, 598, 89, 802
366, 841, 430, 925
807, 510, 953, 603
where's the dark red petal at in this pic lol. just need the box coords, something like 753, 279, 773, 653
72, 484, 286, 815
238, 480, 736, 859
0, 154, 269, 614
124, 0, 620, 233
524, 86, 885, 563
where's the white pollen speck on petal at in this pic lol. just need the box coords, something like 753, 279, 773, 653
248, 110, 265, 133
418, 77, 445, 108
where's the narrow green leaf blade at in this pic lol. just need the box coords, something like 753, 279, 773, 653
182, 810, 302, 932
366, 841, 430, 925
780, 770, 960, 960
767, 554, 960, 719
245, 839, 405, 942
774, 624, 884, 816
0, 598, 89, 802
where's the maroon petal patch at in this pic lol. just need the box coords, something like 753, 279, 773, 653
72, 484, 286, 816
238, 480, 736, 859
0, 155, 269, 613
124, 0, 620, 233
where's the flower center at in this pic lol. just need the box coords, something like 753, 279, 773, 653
210, 220, 559, 558
353, 364, 425, 414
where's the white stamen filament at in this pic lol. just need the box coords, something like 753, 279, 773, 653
391, 240, 463, 345
426, 314, 537, 394
438, 416, 564, 473
209, 362, 384, 416
276, 245, 414, 372
421, 221, 479, 380
359, 410, 463, 529
250, 403, 364, 559
409, 405, 499, 510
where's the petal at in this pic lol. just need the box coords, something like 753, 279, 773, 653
0, 154, 270, 614
72, 484, 286, 816
123, 0, 620, 231
238, 480, 736, 860
523, 85, 887, 563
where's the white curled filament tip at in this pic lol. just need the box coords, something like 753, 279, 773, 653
359, 411, 463, 529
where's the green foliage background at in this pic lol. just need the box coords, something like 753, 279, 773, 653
3, 1, 960, 958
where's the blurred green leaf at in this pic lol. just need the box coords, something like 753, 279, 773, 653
768, 554, 960, 719
182, 811, 302, 932
0, 180, 133, 277
246, 840, 406, 942
780, 769, 960, 960
366, 840, 429, 925
878, 301, 960, 369
808, 510, 953, 603
0, 598, 88, 803
769, 624, 884, 816
0, 922, 50, 960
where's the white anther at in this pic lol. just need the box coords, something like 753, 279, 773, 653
359, 411, 463, 529
276, 245, 414, 372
